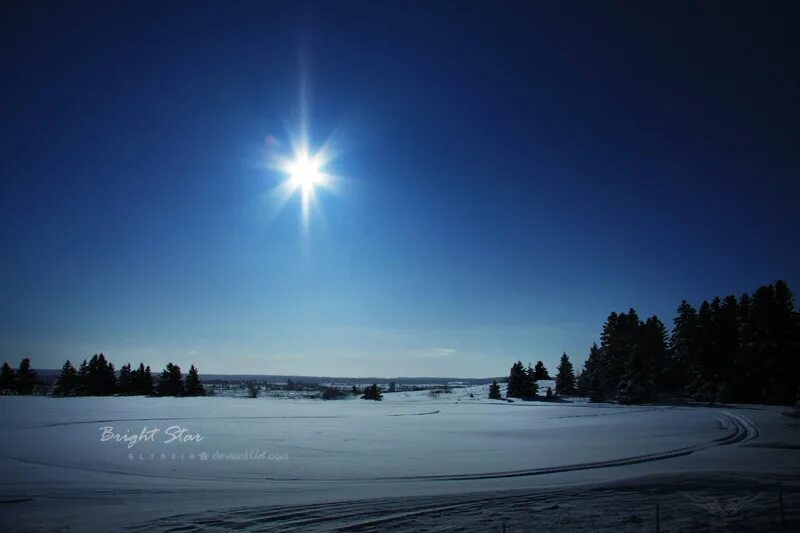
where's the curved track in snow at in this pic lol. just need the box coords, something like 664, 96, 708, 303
3, 412, 759, 485
33, 410, 441, 429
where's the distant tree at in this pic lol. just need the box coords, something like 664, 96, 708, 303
15, 357, 37, 395
157, 363, 185, 396
129, 363, 154, 395
579, 343, 606, 402
246, 381, 261, 398
321, 387, 346, 400
732, 292, 756, 401
388, 381, 397, 393
641, 315, 671, 390
506, 361, 527, 398
54, 360, 79, 396
118, 363, 133, 395
753, 280, 799, 403
616, 315, 670, 404
526, 364, 539, 396
533, 361, 550, 381
83, 354, 116, 395
545, 387, 553, 399
555, 353, 575, 396
507, 361, 538, 398
0, 362, 15, 394
184, 365, 205, 396
670, 300, 698, 393
76, 359, 89, 394
616, 342, 654, 404
142, 365, 155, 395
488, 379, 502, 400
361, 383, 383, 401
351, 385, 360, 396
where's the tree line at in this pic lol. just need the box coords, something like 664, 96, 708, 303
0, 358, 38, 395
0, 353, 206, 397
497, 354, 576, 400
576, 280, 799, 405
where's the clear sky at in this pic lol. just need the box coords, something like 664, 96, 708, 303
1, 1, 798, 377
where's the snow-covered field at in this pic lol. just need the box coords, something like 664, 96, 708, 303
1, 385, 798, 531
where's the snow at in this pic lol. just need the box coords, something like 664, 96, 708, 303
1, 386, 798, 531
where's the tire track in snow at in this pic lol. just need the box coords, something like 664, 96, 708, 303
32, 410, 441, 429
135, 491, 566, 532
4, 413, 759, 486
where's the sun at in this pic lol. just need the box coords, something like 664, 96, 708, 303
271, 142, 335, 232
288, 152, 322, 190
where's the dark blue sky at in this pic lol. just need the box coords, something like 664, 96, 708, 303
1, 1, 798, 376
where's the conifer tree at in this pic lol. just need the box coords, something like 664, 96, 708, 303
15, 357, 37, 395
733, 292, 755, 401
118, 363, 133, 395
184, 365, 205, 396
555, 353, 575, 396
533, 361, 550, 381
0, 362, 14, 394
488, 379, 502, 400
54, 360, 79, 396
83, 354, 116, 395
671, 301, 698, 395
506, 361, 525, 398
579, 343, 605, 401
507, 361, 537, 397
77, 359, 89, 395
142, 365, 155, 395
361, 383, 383, 401
157, 363, 185, 396
526, 363, 539, 396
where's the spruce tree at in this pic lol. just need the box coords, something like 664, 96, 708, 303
54, 360, 79, 396
157, 363, 185, 396
76, 359, 89, 395
773, 280, 799, 403
184, 365, 205, 396
526, 363, 539, 396
118, 363, 133, 395
506, 361, 527, 398
533, 361, 550, 381
84, 354, 116, 395
15, 358, 37, 395
733, 292, 755, 401
689, 300, 716, 403
671, 301, 698, 396
616, 341, 654, 404
102, 355, 116, 395
142, 365, 155, 395
580, 343, 605, 402
361, 383, 383, 401
0, 362, 14, 394
641, 316, 671, 390
488, 379, 502, 399
555, 353, 575, 396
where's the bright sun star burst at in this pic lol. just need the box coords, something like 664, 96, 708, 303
288, 151, 322, 191
266, 68, 340, 234
271, 139, 336, 233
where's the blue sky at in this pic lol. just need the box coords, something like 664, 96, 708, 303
1, 2, 798, 376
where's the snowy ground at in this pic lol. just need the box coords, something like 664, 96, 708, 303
1, 385, 798, 531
